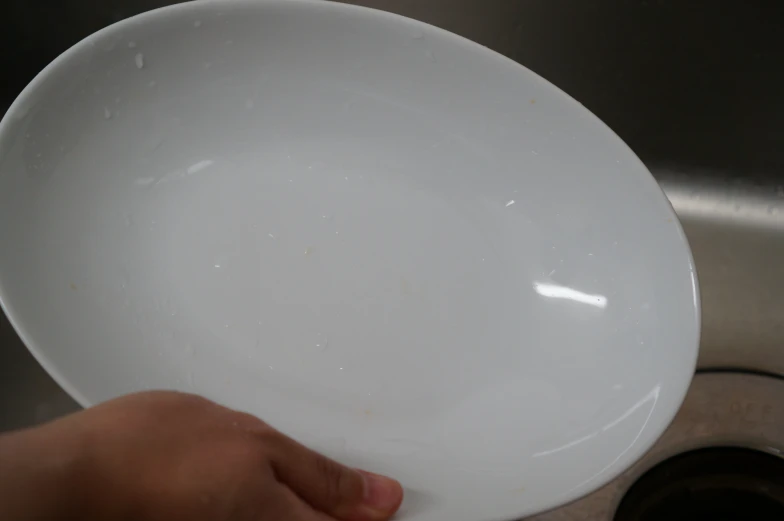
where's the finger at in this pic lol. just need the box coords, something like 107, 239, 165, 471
261, 485, 337, 521
266, 433, 403, 521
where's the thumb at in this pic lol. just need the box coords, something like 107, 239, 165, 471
267, 432, 403, 521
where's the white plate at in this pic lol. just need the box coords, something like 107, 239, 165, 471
0, 1, 700, 519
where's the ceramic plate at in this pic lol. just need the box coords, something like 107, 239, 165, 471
0, 1, 700, 519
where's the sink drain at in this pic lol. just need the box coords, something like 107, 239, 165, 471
613, 447, 784, 521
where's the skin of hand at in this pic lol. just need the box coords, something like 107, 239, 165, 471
0, 391, 403, 521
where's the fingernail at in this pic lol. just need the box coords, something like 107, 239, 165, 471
359, 470, 404, 515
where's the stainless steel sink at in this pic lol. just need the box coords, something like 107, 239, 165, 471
2, 0, 783, 517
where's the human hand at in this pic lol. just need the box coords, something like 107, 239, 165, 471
0, 391, 403, 521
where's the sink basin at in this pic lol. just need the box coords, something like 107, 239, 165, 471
2, 1, 783, 515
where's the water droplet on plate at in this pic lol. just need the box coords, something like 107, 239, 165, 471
104, 107, 112, 119
505, 200, 515, 207
127, 41, 137, 49
135, 53, 144, 69
194, 20, 202, 28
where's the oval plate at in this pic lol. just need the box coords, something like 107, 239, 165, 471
0, 1, 699, 519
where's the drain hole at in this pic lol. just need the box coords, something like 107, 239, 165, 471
614, 447, 784, 521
